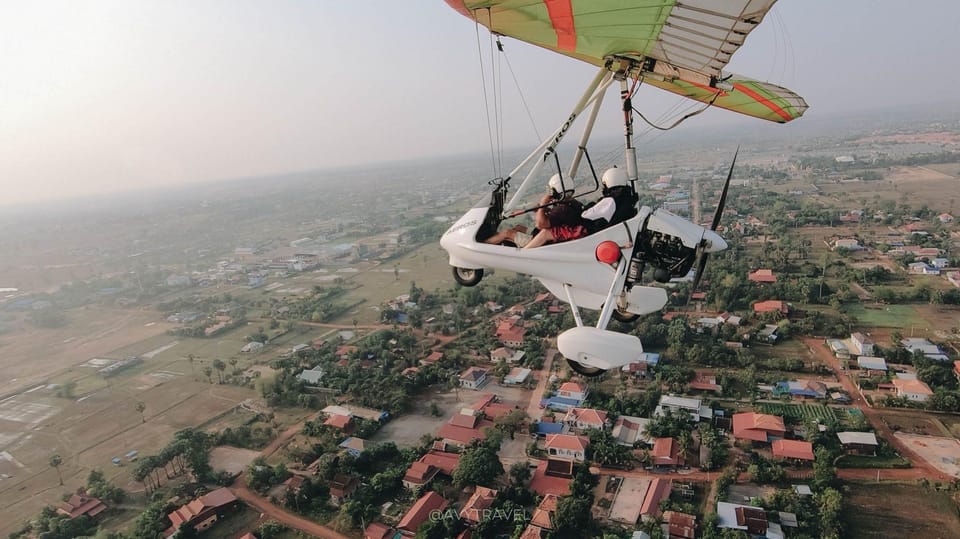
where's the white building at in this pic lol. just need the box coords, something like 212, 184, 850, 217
849, 333, 874, 356
655, 395, 711, 422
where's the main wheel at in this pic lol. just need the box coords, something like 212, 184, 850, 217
566, 358, 606, 377
452, 267, 484, 287
612, 308, 640, 323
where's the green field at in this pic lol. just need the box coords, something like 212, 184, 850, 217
836, 454, 911, 469
846, 304, 924, 328
758, 403, 843, 421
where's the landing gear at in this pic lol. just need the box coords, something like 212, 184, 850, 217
452, 267, 484, 287
566, 358, 606, 377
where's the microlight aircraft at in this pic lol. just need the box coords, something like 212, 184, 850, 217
440, 0, 807, 376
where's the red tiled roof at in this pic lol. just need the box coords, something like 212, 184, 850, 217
57, 491, 107, 520
640, 478, 672, 516
748, 269, 777, 283
404, 462, 438, 485
471, 393, 497, 411
545, 434, 590, 452
449, 413, 481, 429
364, 522, 394, 539
336, 345, 358, 356
460, 486, 498, 523
564, 407, 608, 427
324, 414, 353, 430
652, 438, 680, 466
460, 367, 488, 382
398, 491, 448, 534
753, 300, 788, 314
558, 382, 586, 394
520, 525, 547, 539
425, 351, 444, 363
893, 378, 934, 396
167, 488, 236, 529
663, 511, 696, 539
530, 494, 559, 529
240, 534, 258, 539
530, 460, 572, 496
418, 450, 460, 476
732, 413, 785, 442
954, 361, 960, 377
771, 439, 815, 461
437, 419, 493, 445
283, 475, 305, 491
482, 403, 517, 420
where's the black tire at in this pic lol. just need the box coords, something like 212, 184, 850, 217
452, 267, 484, 287
566, 358, 606, 377
612, 308, 640, 323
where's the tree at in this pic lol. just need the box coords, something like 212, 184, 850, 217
509, 461, 531, 486
49, 454, 63, 485
553, 496, 595, 537
203, 366, 213, 383
212, 359, 226, 383
817, 487, 843, 539
136, 401, 146, 423
813, 446, 836, 491
453, 445, 504, 488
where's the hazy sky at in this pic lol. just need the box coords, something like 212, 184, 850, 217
2, 1, 959, 206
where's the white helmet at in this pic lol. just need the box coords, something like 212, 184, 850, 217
601, 167, 628, 189
548, 173, 565, 195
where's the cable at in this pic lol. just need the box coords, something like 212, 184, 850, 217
500, 40, 542, 143
633, 85, 722, 131
474, 15, 498, 177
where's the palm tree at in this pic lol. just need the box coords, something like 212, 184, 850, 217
49, 454, 63, 485
203, 366, 213, 383
212, 359, 226, 383
135, 401, 146, 423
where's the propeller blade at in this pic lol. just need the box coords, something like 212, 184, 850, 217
711, 145, 739, 231
691, 252, 709, 294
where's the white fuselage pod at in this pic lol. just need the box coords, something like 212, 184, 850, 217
644, 208, 727, 252
557, 326, 644, 371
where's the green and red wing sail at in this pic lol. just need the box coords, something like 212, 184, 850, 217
445, 0, 807, 123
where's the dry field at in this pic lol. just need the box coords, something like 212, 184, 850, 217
818, 165, 960, 209
845, 482, 960, 538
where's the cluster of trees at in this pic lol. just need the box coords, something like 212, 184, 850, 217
246, 458, 291, 494
133, 429, 217, 492
275, 285, 351, 323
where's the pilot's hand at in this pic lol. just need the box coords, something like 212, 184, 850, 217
539, 194, 553, 206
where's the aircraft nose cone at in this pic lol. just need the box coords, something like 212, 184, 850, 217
703, 230, 727, 252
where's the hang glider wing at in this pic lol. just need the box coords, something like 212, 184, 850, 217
446, 0, 807, 123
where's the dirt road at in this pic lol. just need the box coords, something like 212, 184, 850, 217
231, 481, 349, 539
525, 346, 557, 420
801, 337, 950, 481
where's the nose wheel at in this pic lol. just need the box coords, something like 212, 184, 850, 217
452, 267, 484, 287
566, 358, 605, 377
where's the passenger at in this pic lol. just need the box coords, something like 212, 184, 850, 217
582, 167, 638, 232
486, 192, 587, 248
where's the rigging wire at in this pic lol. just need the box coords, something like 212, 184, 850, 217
488, 30, 503, 177
474, 15, 499, 178
499, 40, 542, 143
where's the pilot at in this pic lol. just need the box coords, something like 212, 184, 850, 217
485, 174, 586, 248
581, 167, 638, 232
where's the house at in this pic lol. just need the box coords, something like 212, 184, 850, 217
612, 416, 652, 446
283, 475, 305, 497
240, 341, 264, 353
422, 351, 444, 365
495, 320, 526, 347
529, 494, 559, 532
662, 511, 697, 539
491, 347, 525, 364
688, 372, 722, 393
856, 356, 887, 375
837, 431, 879, 455
651, 438, 683, 468
165, 488, 238, 536
324, 414, 354, 434
557, 381, 588, 402
460, 486, 498, 525
459, 367, 489, 390
338, 437, 368, 457
402, 367, 419, 379
398, 491, 448, 537
364, 523, 397, 539
773, 380, 827, 399
504, 367, 532, 385
540, 395, 584, 412
757, 324, 780, 343
436, 413, 494, 448
716, 502, 773, 538
955, 360, 960, 384
850, 332, 874, 356
655, 395, 711, 422
544, 434, 590, 461
892, 377, 933, 402
297, 367, 325, 385
336, 345, 358, 359
748, 269, 777, 283
534, 419, 568, 437
530, 458, 574, 496
901, 338, 949, 361
771, 439, 815, 463
939, 213, 954, 224
908, 262, 940, 275
753, 300, 789, 316
947, 271, 960, 288
56, 489, 107, 520
827, 339, 850, 359
403, 462, 438, 491
609, 477, 672, 524
732, 413, 786, 443
329, 474, 358, 505
833, 238, 862, 251
931, 257, 950, 269
622, 361, 650, 379
485, 301, 504, 312
563, 408, 610, 431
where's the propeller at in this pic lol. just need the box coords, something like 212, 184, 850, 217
690, 146, 739, 296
